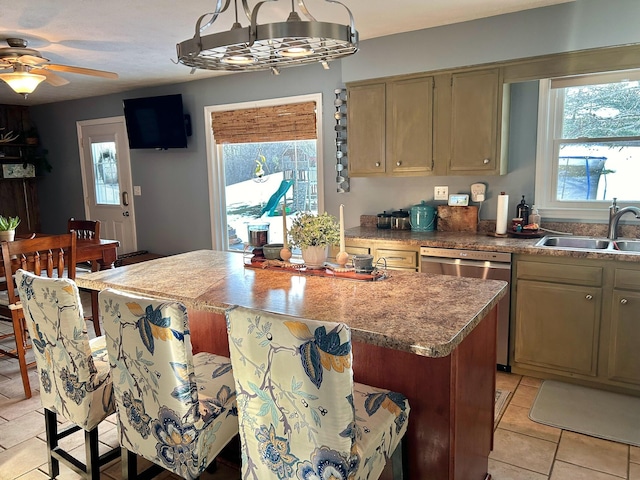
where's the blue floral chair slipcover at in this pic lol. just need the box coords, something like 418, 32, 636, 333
226, 306, 410, 480
15, 269, 118, 479
99, 288, 239, 480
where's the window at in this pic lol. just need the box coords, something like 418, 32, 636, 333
535, 71, 640, 220
205, 94, 323, 251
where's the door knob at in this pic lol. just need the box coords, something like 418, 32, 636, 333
123, 211, 130, 217
620, 298, 628, 304
585, 294, 593, 300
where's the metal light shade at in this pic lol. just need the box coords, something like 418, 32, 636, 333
177, 0, 358, 72
0, 71, 46, 94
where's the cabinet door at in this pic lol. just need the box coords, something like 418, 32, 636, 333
347, 83, 386, 176
514, 280, 601, 376
0, 178, 39, 234
607, 290, 640, 386
449, 68, 501, 174
386, 76, 434, 175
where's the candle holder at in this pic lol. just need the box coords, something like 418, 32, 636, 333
336, 250, 349, 268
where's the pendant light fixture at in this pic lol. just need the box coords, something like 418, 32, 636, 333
176, 0, 358, 72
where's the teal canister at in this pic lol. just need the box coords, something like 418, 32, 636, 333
410, 201, 436, 232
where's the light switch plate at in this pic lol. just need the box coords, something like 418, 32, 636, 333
434, 186, 448, 200
133, 186, 142, 196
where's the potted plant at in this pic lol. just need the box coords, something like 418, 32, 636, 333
0, 215, 20, 241
288, 212, 340, 269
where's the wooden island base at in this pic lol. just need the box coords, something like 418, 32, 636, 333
188, 307, 497, 480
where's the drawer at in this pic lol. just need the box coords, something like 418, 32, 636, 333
614, 268, 640, 291
517, 260, 602, 287
376, 248, 418, 269
328, 245, 370, 260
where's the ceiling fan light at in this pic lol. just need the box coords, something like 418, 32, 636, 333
0, 71, 46, 94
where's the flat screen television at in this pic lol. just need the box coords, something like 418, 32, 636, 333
123, 94, 190, 149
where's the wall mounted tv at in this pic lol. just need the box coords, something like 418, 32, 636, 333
123, 94, 191, 150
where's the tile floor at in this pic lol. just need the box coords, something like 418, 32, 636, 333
1, 317, 639, 479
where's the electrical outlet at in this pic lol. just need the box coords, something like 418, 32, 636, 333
434, 186, 448, 200
470, 183, 486, 202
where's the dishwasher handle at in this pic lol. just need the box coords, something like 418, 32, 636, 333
420, 255, 512, 270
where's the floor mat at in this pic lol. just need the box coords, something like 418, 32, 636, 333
529, 379, 640, 446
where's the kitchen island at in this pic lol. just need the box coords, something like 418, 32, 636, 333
76, 250, 507, 480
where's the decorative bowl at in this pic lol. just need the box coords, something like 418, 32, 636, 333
263, 243, 284, 260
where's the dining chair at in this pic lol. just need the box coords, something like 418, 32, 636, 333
226, 306, 410, 480
15, 269, 119, 480
99, 288, 239, 480
68, 218, 102, 336
0, 232, 77, 398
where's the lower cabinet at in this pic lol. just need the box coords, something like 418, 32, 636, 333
332, 240, 419, 272
607, 268, 640, 386
511, 255, 640, 395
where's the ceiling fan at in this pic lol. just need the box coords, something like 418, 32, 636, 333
0, 37, 118, 97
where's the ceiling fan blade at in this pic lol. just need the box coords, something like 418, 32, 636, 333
45, 64, 118, 79
40, 69, 70, 86
18, 54, 49, 65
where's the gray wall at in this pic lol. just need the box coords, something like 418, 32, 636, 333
30, 0, 640, 255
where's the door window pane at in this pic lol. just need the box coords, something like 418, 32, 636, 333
223, 140, 317, 251
91, 142, 120, 205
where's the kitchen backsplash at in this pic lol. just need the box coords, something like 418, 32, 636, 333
359, 215, 640, 238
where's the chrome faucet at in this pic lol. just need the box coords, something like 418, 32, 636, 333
607, 203, 640, 240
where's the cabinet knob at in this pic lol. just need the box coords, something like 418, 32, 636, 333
620, 298, 628, 304
396, 161, 401, 166
585, 294, 593, 300
375, 162, 380, 167
483, 158, 490, 164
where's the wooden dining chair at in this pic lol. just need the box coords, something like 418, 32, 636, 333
68, 218, 102, 336
0, 233, 76, 398
68, 217, 101, 270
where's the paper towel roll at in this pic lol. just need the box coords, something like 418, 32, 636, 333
496, 193, 509, 234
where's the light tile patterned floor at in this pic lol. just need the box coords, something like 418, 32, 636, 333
491, 371, 640, 480
2, 317, 639, 479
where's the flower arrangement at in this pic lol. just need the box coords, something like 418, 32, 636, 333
288, 212, 340, 249
0, 215, 20, 231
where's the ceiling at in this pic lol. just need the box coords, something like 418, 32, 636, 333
0, 0, 574, 106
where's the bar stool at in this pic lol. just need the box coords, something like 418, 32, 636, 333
15, 269, 119, 479
99, 288, 239, 479
226, 306, 410, 479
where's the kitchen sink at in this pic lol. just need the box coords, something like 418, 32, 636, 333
535, 236, 640, 254
612, 240, 640, 252
536, 236, 610, 249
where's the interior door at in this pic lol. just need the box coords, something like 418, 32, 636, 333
77, 117, 137, 254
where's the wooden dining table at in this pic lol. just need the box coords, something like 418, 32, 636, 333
76, 237, 120, 270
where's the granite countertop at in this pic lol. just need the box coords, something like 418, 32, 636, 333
345, 226, 640, 262
76, 250, 507, 358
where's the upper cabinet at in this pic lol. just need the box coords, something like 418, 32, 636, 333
347, 67, 508, 177
347, 75, 434, 177
445, 68, 509, 175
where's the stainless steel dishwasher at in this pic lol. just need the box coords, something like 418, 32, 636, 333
420, 247, 512, 371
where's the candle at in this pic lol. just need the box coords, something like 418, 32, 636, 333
339, 204, 345, 252
282, 199, 288, 248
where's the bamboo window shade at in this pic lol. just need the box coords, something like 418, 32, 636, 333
211, 101, 317, 144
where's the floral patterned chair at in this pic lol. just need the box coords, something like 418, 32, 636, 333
15, 270, 119, 480
226, 306, 410, 480
99, 288, 239, 480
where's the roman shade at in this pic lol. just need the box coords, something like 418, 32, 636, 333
211, 101, 317, 144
